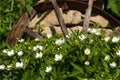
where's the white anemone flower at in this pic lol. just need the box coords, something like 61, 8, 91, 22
90, 28, 97, 34
112, 36, 119, 43
18, 39, 24, 42
89, 28, 101, 35
110, 62, 117, 68
55, 39, 65, 45
47, 34, 52, 38
84, 48, 91, 55
34, 38, 40, 41
7, 50, 14, 56
0, 65, 5, 70
95, 30, 101, 35
35, 52, 43, 58
2, 49, 8, 53
116, 50, 120, 57
66, 33, 71, 38
15, 62, 23, 68
33, 45, 43, 51
45, 66, 52, 73
55, 54, 63, 61
17, 51, 23, 56
79, 34, 86, 41
84, 61, 90, 66
104, 36, 110, 42
104, 55, 110, 61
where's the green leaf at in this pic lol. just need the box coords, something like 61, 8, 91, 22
69, 71, 81, 77
107, 0, 120, 17
26, 4, 32, 16
70, 62, 84, 73
114, 69, 120, 79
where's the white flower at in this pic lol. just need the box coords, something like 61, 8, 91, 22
90, 28, 97, 34
0, 64, 5, 70
112, 37, 119, 43
47, 34, 52, 38
84, 48, 91, 55
84, 61, 90, 66
79, 34, 86, 41
104, 36, 110, 42
7, 50, 14, 56
110, 62, 117, 68
116, 50, 120, 57
17, 51, 23, 56
34, 38, 40, 41
33, 46, 37, 51
55, 39, 65, 45
45, 66, 52, 73
104, 55, 110, 61
35, 52, 43, 58
95, 30, 100, 35
3, 49, 8, 53
33, 45, 43, 51
55, 54, 63, 61
18, 39, 24, 42
15, 62, 23, 68
89, 28, 101, 35
66, 33, 71, 38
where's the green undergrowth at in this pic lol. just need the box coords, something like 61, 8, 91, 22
0, 29, 120, 80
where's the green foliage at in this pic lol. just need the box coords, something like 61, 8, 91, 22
107, 0, 120, 17
0, 29, 120, 80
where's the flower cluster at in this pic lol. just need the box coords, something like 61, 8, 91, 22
112, 36, 119, 43
15, 62, 23, 68
79, 34, 86, 41
1, 28, 120, 79
33, 45, 43, 51
88, 28, 101, 35
35, 52, 43, 58
3, 49, 14, 56
54, 54, 63, 61
55, 38, 65, 45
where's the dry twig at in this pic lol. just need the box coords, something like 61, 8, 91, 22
83, 0, 94, 32
51, 0, 68, 36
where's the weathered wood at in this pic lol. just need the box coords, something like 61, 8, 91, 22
51, 0, 68, 36
83, 0, 94, 32
6, 12, 29, 45
25, 28, 42, 39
